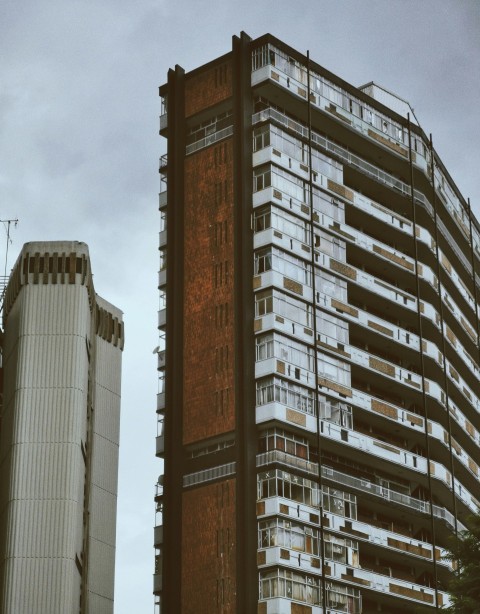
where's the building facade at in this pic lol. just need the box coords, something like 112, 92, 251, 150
0, 241, 124, 613
156, 33, 480, 613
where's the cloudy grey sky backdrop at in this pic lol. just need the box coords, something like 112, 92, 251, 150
1, 1, 479, 611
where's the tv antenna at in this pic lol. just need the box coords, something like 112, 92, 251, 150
1, 218, 19, 313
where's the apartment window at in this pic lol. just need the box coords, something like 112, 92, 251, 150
257, 469, 319, 507
256, 332, 314, 372
255, 289, 273, 316
253, 165, 271, 192
314, 228, 346, 260
258, 518, 319, 555
322, 486, 357, 520
325, 582, 361, 613
271, 166, 310, 204
253, 206, 272, 233
255, 288, 312, 328
254, 246, 311, 285
259, 427, 309, 460
318, 396, 352, 428
317, 355, 350, 386
259, 568, 321, 605
316, 270, 348, 303
313, 190, 344, 222
251, 44, 276, 71
253, 124, 271, 152
317, 311, 349, 345
324, 533, 358, 565
254, 205, 310, 245
256, 376, 315, 415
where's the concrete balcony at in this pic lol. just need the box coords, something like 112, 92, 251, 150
256, 400, 317, 433
253, 186, 311, 222
254, 312, 314, 345
326, 510, 451, 569
159, 191, 167, 209
255, 356, 316, 390
157, 391, 165, 412
160, 113, 167, 132
257, 597, 321, 614
153, 573, 162, 594
326, 560, 449, 608
258, 545, 322, 575
254, 227, 312, 264
252, 62, 429, 177
158, 268, 167, 288
157, 350, 166, 371
156, 434, 164, 457
256, 462, 462, 532
158, 308, 166, 329
254, 269, 313, 304
154, 525, 163, 547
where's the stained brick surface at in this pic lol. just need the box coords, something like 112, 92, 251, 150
185, 60, 232, 117
183, 139, 235, 445
182, 479, 236, 613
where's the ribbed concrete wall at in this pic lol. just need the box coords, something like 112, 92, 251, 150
0, 282, 90, 613
0, 242, 123, 614
85, 327, 122, 613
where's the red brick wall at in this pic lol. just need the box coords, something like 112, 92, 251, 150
183, 139, 235, 445
185, 60, 232, 117
182, 479, 236, 613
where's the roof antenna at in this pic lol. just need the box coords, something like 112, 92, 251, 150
1, 217, 19, 312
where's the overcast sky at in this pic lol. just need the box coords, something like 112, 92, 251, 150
1, 0, 479, 612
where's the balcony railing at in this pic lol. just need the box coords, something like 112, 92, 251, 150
256, 450, 464, 531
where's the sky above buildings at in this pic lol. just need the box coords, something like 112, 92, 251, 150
0, 0, 479, 611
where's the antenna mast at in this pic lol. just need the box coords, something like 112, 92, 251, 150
0, 218, 19, 315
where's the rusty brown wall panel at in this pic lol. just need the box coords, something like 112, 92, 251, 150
183, 139, 235, 445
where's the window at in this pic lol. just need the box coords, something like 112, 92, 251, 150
316, 270, 347, 303
322, 486, 357, 520
324, 533, 358, 565
257, 469, 320, 507
317, 355, 350, 386
313, 191, 344, 222
258, 518, 320, 555
256, 377, 315, 415
253, 166, 271, 192
253, 206, 272, 233
314, 228, 346, 260
317, 311, 349, 345
259, 568, 321, 605
255, 289, 273, 316
319, 396, 352, 428
255, 333, 314, 372
253, 124, 271, 152
325, 582, 361, 613
259, 428, 309, 461
254, 247, 311, 285
255, 288, 312, 328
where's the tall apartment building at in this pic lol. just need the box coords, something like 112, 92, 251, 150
156, 33, 480, 613
0, 241, 124, 613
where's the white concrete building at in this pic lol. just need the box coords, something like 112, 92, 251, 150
0, 241, 124, 614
